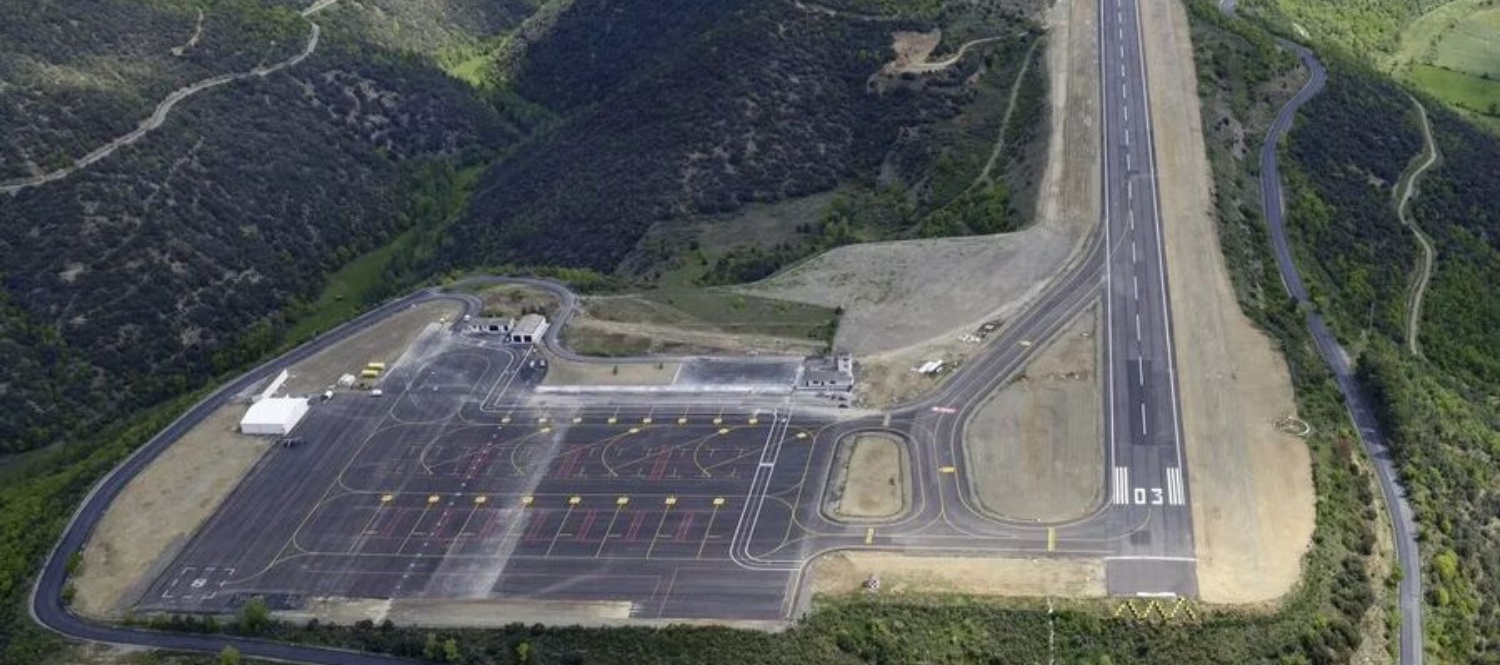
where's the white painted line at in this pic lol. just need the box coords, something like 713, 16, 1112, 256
1126, 153, 1132, 170
1140, 402, 1148, 434
1135, 313, 1141, 339
1124, 131, 1130, 146
1133, 275, 1139, 300
1167, 467, 1185, 505
1137, 358, 1145, 386
1131, 240, 1137, 262
1128, 207, 1135, 227
1127, 181, 1134, 199
1113, 467, 1130, 504
1124, 105, 1129, 122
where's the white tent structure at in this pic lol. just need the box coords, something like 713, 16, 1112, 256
240, 397, 309, 435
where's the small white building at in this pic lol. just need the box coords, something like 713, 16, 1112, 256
240, 397, 309, 435
509, 314, 549, 344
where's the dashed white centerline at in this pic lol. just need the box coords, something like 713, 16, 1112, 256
1128, 207, 1135, 228
1133, 275, 1139, 299
1140, 403, 1148, 435
1135, 313, 1142, 339
1126, 153, 1132, 170
1137, 358, 1145, 386
1131, 240, 1137, 262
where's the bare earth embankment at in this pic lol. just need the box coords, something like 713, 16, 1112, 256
811, 552, 1105, 597
963, 307, 1101, 521
72, 406, 271, 619
745, 0, 1100, 409
1140, 0, 1314, 604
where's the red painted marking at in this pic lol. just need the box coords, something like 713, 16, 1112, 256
476, 508, 503, 538
674, 513, 695, 541
623, 512, 647, 541
523, 510, 552, 542
574, 510, 597, 542
649, 453, 670, 481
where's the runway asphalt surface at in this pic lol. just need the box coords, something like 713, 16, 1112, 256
34, 0, 1209, 658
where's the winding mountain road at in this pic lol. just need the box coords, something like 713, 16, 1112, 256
1254, 31, 1425, 665
0, 1, 336, 197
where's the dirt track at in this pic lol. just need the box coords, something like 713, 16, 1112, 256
745, 0, 1099, 360
1139, 0, 1314, 604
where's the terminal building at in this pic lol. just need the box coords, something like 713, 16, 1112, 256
796, 352, 855, 392
463, 314, 549, 345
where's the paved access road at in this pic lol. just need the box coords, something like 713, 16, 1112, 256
1255, 35, 1424, 665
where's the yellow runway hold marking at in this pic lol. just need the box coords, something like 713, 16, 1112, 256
521, 496, 534, 507
380, 494, 394, 503
717, 428, 730, 435
568, 496, 582, 505
864, 527, 875, 545
474, 496, 488, 504
641, 417, 653, 424
712, 497, 725, 506
938, 465, 957, 473
427, 495, 440, 504
1047, 527, 1056, 551
616, 496, 630, 505
677, 417, 688, 425
607, 417, 618, 424
664, 496, 677, 506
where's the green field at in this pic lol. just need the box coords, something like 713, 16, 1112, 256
283, 229, 414, 343
1394, 0, 1500, 133
1432, 6, 1500, 76
1408, 63, 1500, 122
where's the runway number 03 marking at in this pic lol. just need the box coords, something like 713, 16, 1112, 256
1113, 467, 1187, 506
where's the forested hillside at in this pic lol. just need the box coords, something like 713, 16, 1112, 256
1282, 53, 1499, 665
0, 0, 519, 454
440, 0, 1042, 273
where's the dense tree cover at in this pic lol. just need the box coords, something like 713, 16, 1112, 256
1284, 62, 1422, 340
0, 0, 308, 179
1280, 51, 1499, 665
1405, 102, 1500, 388
0, 8, 512, 454
440, 0, 1036, 274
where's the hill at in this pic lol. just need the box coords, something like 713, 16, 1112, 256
438, 0, 1046, 275
0, 0, 519, 453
